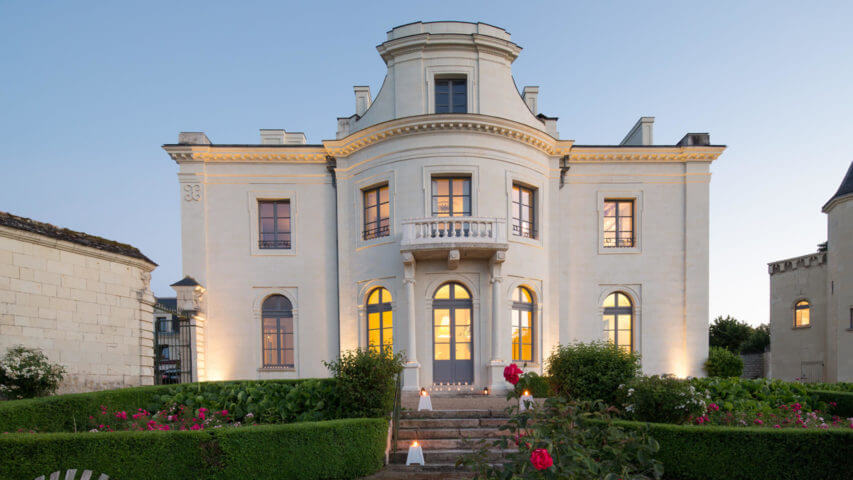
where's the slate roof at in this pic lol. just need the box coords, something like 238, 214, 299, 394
170, 276, 201, 287
0, 211, 155, 265
825, 160, 853, 209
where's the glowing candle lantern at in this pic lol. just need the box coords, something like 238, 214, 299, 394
418, 388, 432, 411
406, 440, 425, 466
483, 387, 490, 396
519, 390, 533, 412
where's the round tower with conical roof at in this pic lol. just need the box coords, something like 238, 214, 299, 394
822, 160, 853, 381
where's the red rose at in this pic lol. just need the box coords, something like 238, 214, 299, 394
503, 364, 523, 385
530, 448, 553, 470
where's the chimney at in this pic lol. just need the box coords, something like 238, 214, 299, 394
178, 132, 211, 145
620, 117, 655, 146
260, 129, 286, 145
522, 86, 539, 115
677, 133, 711, 146
354, 86, 372, 116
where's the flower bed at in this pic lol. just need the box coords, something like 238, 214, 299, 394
0, 418, 387, 480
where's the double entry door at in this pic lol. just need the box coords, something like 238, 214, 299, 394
432, 282, 474, 384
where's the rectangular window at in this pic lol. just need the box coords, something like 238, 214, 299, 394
603, 199, 634, 248
435, 79, 467, 113
363, 185, 390, 240
259, 200, 291, 249
432, 177, 471, 217
512, 184, 537, 239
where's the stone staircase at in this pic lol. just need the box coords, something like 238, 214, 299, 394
389, 408, 514, 467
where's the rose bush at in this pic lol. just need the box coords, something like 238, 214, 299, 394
617, 375, 707, 424
504, 364, 523, 385
87, 404, 237, 432
460, 387, 663, 479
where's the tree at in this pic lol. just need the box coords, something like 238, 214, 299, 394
740, 324, 770, 354
708, 316, 753, 352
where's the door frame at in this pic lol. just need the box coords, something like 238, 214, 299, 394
431, 281, 475, 385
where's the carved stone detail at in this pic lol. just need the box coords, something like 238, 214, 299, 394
183, 184, 201, 202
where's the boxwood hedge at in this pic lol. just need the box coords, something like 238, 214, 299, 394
616, 420, 853, 480
0, 418, 387, 480
811, 389, 853, 417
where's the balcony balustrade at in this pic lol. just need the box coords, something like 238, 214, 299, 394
401, 217, 507, 262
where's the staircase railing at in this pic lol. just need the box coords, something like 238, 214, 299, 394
391, 371, 403, 456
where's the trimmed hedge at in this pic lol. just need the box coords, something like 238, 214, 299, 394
0, 418, 387, 480
0, 379, 331, 433
616, 420, 853, 480
811, 389, 853, 418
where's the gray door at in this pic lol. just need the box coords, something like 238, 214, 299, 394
433, 282, 474, 384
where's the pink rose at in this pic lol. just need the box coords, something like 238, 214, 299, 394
530, 449, 553, 470
190, 424, 202, 431
503, 364, 523, 385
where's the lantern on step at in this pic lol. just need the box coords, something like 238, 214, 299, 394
519, 390, 533, 412
418, 388, 432, 411
406, 440, 425, 466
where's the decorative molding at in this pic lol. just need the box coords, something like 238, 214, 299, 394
768, 252, 827, 275
570, 146, 724, 163
183, 184, 201, 201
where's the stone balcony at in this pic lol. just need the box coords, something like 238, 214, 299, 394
400, 217, 508, 268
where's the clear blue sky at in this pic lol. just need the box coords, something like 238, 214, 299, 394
2, 1, 851, 326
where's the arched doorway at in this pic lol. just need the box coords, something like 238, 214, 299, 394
433, 282, 473, 384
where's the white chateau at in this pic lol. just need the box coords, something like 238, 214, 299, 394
768, 161, 853, 383
163, 22, 725, 392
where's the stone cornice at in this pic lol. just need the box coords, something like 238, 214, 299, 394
377, 32, 522, 64
163, 115, 726, 164
569, 146, 725, 163
768, 252, 827, 275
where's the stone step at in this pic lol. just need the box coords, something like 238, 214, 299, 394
401, 409, 507, 419
395, 437, 497, 450
400, 417, 509, 429
389, 448, 517, 465
398, 427, 504, 440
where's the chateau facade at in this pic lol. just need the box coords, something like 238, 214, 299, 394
163, 22, 725, 391
768, 161, 853, 382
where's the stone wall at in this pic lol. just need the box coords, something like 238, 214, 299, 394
0, 226, 156, 393
740, 352, 767, 379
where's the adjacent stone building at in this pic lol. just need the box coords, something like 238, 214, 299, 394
768, 161, 853, 382
163, 21, 725, 392
0, 211, 157, 393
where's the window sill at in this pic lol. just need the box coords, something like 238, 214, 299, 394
792, 325, 811, 330
258, 367, 296, 372
598, 246, 641, 255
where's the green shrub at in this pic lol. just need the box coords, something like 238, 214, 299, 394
0, 418, 387, 480
704, 347, 743, 377
616, 420, 853, 480
0, 384, 175, 433
808, 382, 853, 392
0, 345, 66, 400
156, 379, 338, 424
546, 341, 640, 404
324, 348, 403, 418
215, 418, 386, 479
617, 375, 707, 424
811, 390, 853, 417
462, 394, 663, 479
514, 372, 552, 398
689, 377, 824, 416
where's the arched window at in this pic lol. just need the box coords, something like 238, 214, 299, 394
262, 295, 294, 368
512, 287, 535, 362
603, 292, 633, 352
794, 300, 810, 328
367, 288, 393, 353
433, 282, 474, 384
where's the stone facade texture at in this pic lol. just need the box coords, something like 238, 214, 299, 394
0, 222, 156, 393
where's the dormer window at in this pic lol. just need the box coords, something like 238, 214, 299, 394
435, 79, 466, 113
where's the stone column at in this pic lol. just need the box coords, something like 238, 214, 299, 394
488, 251, 507, 393
401, 252, 420, 391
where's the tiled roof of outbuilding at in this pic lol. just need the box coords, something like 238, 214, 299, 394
170, 276, 201, 287
0, 211, 156, 265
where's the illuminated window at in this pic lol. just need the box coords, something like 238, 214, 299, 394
432, 177, 471, 217
262, 295, 294, 368
512, 185, 536, 239
367, 288, 393, 354
512, 287, 535, 362
435, 79, 466, 113
603, 199, 634, 248
259, 200, 291, 249
363, 185, 390, 240
794, 301, 810, 328
603, 292, 633, 352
